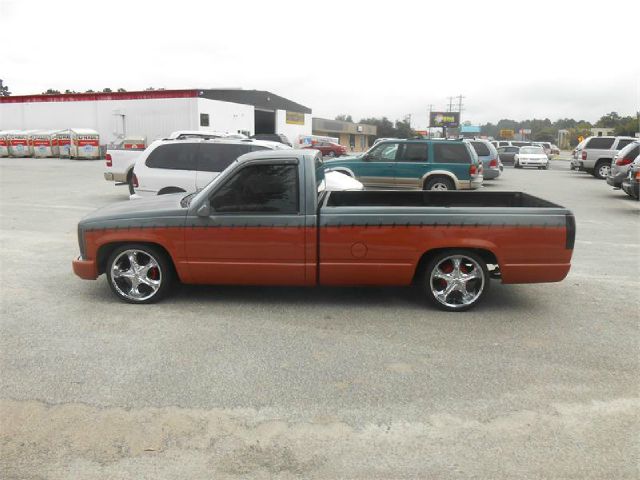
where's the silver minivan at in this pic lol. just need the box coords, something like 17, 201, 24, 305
606, 141, 640, 189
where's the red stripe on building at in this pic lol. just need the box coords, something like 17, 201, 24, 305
0, 89, 199, 104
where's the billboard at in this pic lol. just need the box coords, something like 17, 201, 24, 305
429, 112, 460, 128
286, 111, 305, 125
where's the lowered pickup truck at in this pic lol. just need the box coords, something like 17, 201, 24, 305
73, 150, 576, 311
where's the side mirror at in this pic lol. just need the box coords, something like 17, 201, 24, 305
196, 203, 211, 217
362, 153, 371, 161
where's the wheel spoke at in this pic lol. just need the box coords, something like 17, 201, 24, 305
461, 289, 477, 304
127, 252, 140, 270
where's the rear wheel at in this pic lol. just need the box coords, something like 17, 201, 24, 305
424, 176, 455, 191
594, 161, 610, 179
106, 244, 173, 304
423, 250, 489, 311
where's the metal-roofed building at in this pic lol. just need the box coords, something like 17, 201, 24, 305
0, 89, 312, 146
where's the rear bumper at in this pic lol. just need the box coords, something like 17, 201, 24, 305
72, 256, 98, 280
501, 263, 571, 284
483, 168, 500, 179
104, 171, 127, 182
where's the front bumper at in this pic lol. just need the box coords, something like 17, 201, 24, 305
72, 256, 98, 280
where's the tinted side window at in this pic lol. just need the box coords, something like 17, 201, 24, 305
198, 144, 252, 172
586, 137, 615, 149
146, 144, 198, 170
623, 144, 639, 158
210, 164, 299, 214
616, 139, 634, 150
470, 141, 490, 156
400, 143, 429, 162
433, 143, 472, 164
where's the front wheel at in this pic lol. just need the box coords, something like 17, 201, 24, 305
423, 250, 489, 311
106, 244, 173, 304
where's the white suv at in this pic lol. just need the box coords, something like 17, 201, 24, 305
131, 138, 289, 198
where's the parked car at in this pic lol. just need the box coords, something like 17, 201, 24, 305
606, 141, 640, 189
72, 150, 576, 311
303, 141, 347, 158
577, 136, 637, 179
105, 131, 243, 194
497, 146, 520, 166
250, 133, 292, 147
514, 146, 549, 169
130, 138, 284, 198
621, 156, 640, 200
467, 139, 501, 180
533, 142, 553, 158
324, 139, 483, 191
570, 139, 587, 171
550, 144, 560, 155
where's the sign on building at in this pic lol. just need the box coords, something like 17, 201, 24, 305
429, 112, 460, 128
286, 111, 305, 125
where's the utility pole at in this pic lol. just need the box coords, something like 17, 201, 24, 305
447, 96, 454, 113
456, 94, 465, 122
427, 104, 434, 138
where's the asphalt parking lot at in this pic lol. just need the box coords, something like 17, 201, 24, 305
1, 155, 638, 479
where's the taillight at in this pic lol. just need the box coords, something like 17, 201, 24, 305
616, 157, 633, 166
469, 164, 478, 176
489, 159, 498, 168
132, 173, 139, 188
581, 150, 587, 160
635, 171, 640, 180
105, 153, 112, 167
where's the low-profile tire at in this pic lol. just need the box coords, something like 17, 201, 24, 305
127, 170, 135, 195
106, 244, 173, 304
423, 250, 489, 312
593, 161, 610, 180
424, 176, 455, 191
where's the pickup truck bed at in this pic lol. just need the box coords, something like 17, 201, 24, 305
73, 150, 575, 311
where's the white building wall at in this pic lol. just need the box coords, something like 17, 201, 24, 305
275, 111, 312, 147
0, 97, 199, 145
197, 98, 254, 136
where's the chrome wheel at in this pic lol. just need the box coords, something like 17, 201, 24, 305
429, 255, 485, 310
109, 249, 162, 301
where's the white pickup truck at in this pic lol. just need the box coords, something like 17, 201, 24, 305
104, 131, 245, 193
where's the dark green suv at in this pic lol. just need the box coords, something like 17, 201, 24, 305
323, 139, 483, 190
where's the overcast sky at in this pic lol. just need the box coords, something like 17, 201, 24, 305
1, 0, 638, 129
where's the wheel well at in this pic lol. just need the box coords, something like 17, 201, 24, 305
595, 158, 612, 165
96, 241, 178, 279
331, 168, 353, 177
157, 186, 186, 195
423, 174, 455, 189
412, 247, 498, 283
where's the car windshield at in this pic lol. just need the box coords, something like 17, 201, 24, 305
520, 146, 544, 154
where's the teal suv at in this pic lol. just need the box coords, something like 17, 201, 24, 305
323, 139, 483, 190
